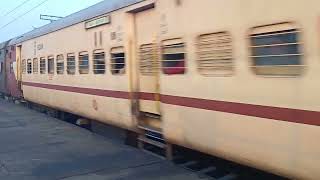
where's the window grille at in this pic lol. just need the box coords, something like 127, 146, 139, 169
33, 58, 38, 74
40, 58, 46, 74
197, 32, 233, 76
250, 23, 303, 76
67, 53, 76, 75
27, 59, 32, 74
162, 39, 185, 75
93, 50, 105, 74
139, 44, 159, 75
79, 52, 89, 74
110, 47, 125, 75
48, 56, 54, 74
56, 54, 64, 74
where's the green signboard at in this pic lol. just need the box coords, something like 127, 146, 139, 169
85, 15, 111, 29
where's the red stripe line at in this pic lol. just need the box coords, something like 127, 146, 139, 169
22, 82, 130, 99
23, 82, 320, 127
139, 92, 157, 101
160, 94, 320, 126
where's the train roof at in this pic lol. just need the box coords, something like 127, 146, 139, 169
9, 0, 143, 45
0, 40, 10, 50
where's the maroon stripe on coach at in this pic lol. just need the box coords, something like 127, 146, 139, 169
139, 92, 157, 101
160, 94, 320, 126
23, 82, 320, 127
22, 82, 130, 99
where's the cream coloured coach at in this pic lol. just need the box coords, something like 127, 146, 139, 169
14, 0, 320, 179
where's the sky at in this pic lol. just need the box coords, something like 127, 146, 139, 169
0, 0, 105, 42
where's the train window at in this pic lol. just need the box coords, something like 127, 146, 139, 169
250, 23, 303, 76
40, 57, 46, 74
56, 54, 64, 75
22, 59, 26, 74
197, 32, 233, 76
27, 59, 32, 74
48, 56, 54, 74
110, 47, 125, 75
67, 53, 76, 75
10, 62, 13, 74
79, 52, 89, 74
162, 39, 186, 75
93, 50, 105, 74
140, 44, 159, 75
33, 58, 38, 74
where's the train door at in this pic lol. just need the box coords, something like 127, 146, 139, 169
133, 6, 172, 160
135, 8, 161, 120
15, 45, 23, 94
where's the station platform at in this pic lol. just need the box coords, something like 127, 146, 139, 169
0, 99, 201, 180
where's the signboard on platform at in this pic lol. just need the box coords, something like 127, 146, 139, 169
85, 15, 111, 29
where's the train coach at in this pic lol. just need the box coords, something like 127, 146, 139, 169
5, 39, 22, 99
0, 41, 9, 96
4, 0, 320, 179
0, 39, 22, 99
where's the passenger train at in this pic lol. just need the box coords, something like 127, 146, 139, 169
0, 0, 319, 179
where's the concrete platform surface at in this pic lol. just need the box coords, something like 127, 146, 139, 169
0, 99, 201, 180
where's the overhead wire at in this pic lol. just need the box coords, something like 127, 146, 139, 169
0, 0, 50, 31
1, 0, 33, 17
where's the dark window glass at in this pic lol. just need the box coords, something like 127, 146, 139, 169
40, 58, 46, 74
111, 49, 125, 75
48, 57, 54, 74
254, 56, 300, 66
56, 55, 64, 75
93, 52, 105, 74
162, 43, 185, 75
67, 54, 76, 75
251, 30, 298, 46
27, 60, 32, 74
250, 28, 302, 76
79, 53, 89, 74
253, 45, 299, 56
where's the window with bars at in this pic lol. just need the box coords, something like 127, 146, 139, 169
40, 58, 46, 74
197, 32, 233, 76
111, 47, 125, 75
48, 56, 54, 74
93, 50, 105, 74
56, 54, 64, 74
162, 39, 185, 75
67, 53, 76, 75
27, 59, 32, 74
250, 23, 303, 76
79, 52, 89, 74
22, 59, 26, 74
139, 44, 159, 75
33, 58, 38, 74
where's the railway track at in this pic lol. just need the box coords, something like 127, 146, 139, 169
139, 128, 287, 180
19, 99, 288, 180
